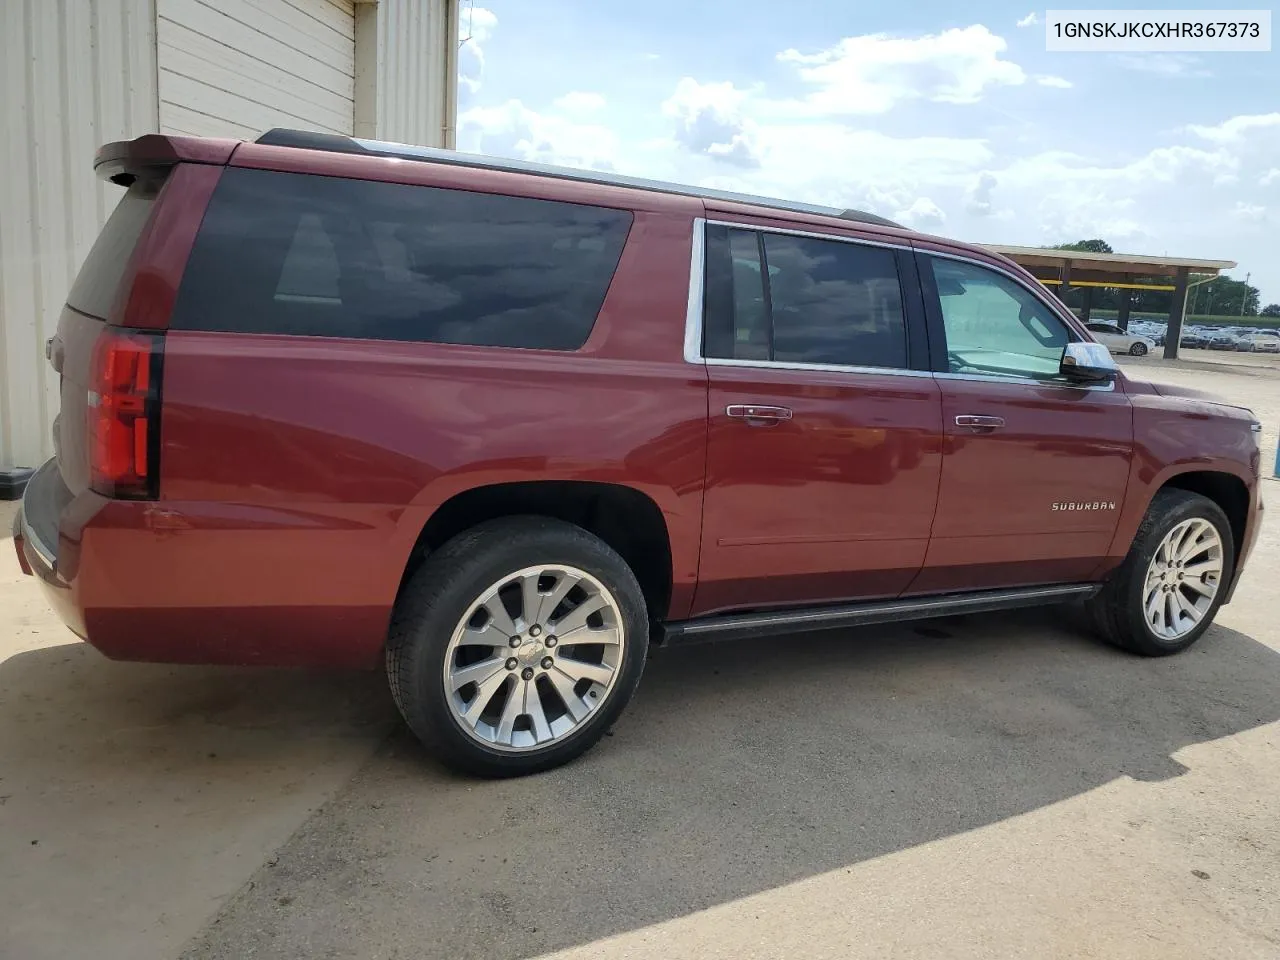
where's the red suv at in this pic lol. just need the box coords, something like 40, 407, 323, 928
13, 130, 1264, 776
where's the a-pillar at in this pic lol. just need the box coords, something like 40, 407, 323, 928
1163, 266, 1190, 360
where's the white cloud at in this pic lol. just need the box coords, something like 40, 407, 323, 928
1233, 201, 1267, 222
458, 6, 499, 98
554, 91, 607, 114
1035, 75, 1073, 89
458, 100, 620, 172
1113, 54, 1210, 78
1017, 12, 1039, 27
661, 78, 762, 168
1186, 113, 1280, 143
775, 25, 1026, 115
895, 197, 946, 229
1262, 168, 1280, 186
965, 172, 998, 215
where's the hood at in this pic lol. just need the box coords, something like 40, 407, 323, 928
1147, 380, 1255, 416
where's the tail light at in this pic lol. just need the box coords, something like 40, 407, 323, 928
88, 329, 163, 499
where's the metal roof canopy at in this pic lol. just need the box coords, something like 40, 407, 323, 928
980, 246, 1239, 361
981, 244, 1236, 277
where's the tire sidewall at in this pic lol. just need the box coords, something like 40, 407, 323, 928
1130, 342, 1148, 356
395, 520, 648, 776
1120, 495, 1234, 653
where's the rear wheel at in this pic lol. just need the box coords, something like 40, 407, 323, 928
387, 516, 648, 777
1129, 341, 1148, 356
1086, 489, 1233, 656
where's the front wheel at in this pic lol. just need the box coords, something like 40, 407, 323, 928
1086, 489, 1233, 656
1129, 341, 1148, 356
387, 517, 649, 777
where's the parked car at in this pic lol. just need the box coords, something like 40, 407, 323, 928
1084, 322, 1155, 356
1238, 333, 1280, 353
1179, 329, 1208, 348
13, 130, 1265, 777
1208, 329, 1244, 350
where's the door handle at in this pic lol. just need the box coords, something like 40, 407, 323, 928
955, 414, 1005, 430
727, 404, 793, 425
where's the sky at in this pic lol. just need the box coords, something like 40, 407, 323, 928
453, 1, 1279, 305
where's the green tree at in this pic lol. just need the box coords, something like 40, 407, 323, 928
1054, 239, 1114, 254
1260, 303, 1280, 318
1197, 276, 1261, 316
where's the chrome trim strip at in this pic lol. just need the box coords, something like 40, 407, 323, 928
706, 357, 934, 379
932, 371, 1116, 393
705, 218, 913, 252
684, 217, 706, 365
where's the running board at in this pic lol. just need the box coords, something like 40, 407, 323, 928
659, 583, 1100, 647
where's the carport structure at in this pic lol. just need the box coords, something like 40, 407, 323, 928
981, 245, 1237, 359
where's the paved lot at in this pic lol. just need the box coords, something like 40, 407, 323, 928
2, 354, 1278, 960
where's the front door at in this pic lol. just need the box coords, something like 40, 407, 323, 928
692, 223, 943, 616
910, 253, 1133, 594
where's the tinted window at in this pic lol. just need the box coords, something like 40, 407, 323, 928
707, 228, 907, 369
764, 234, 906, 368
173, 168, 633, 349
929, 257, 1072, 379
67, 178, 163, 319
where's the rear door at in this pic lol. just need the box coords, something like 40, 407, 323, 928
691, 222, 943, 616
911, 252, 1133, 594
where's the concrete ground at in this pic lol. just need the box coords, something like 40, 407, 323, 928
2, 354, 1278, 960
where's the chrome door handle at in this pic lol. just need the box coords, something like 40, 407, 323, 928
955, 414, 1005, 430
727, 404, 793, 425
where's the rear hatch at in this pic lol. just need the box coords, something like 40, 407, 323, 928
52, 177, 166, 498
45, 134, 235, 515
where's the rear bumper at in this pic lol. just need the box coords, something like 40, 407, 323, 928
13, 473, 88, 640
15, 458, 391, 668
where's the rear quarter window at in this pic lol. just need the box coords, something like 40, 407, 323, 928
171, 168, 633, 350
66, 179, 163, 319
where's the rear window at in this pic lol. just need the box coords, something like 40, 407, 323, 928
66, 179, 163, 319
171, 168, 634, 350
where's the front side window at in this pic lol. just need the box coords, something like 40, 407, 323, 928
929, 256, 1073, 380
705, 226, 908, 369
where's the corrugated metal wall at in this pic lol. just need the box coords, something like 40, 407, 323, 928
356, 0, 458, 148
0, 0, 158, 471
0, 0, 455, 474
157, 0, 357, 139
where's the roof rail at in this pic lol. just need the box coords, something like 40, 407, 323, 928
254, 129, 904, 229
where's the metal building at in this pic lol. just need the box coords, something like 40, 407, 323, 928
0, 0, 459, 490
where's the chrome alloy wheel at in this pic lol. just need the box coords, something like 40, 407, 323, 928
1143, 518, 1224, 641
442, 564, 626, 752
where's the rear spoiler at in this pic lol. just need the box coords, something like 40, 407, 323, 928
94, 134, 240, 186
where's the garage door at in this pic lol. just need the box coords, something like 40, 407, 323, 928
157, 0, 355, 140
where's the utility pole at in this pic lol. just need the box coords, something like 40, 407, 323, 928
1240, 272, 1251, 316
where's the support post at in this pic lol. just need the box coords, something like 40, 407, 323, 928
1079, 286, 1093, 322
1057, 261, 1071, 303
1117, 290, 1132, 331
1163, 266, 1189, 360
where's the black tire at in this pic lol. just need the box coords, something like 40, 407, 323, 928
1129, 341, 1148, 357
386, 516, 648, 777
1086, 489, 1234, 656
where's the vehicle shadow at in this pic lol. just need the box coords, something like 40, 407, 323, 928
177, 608, 1280, 960
0, 639, 397, 960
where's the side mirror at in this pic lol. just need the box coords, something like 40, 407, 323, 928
1060, 342, 1118, 383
